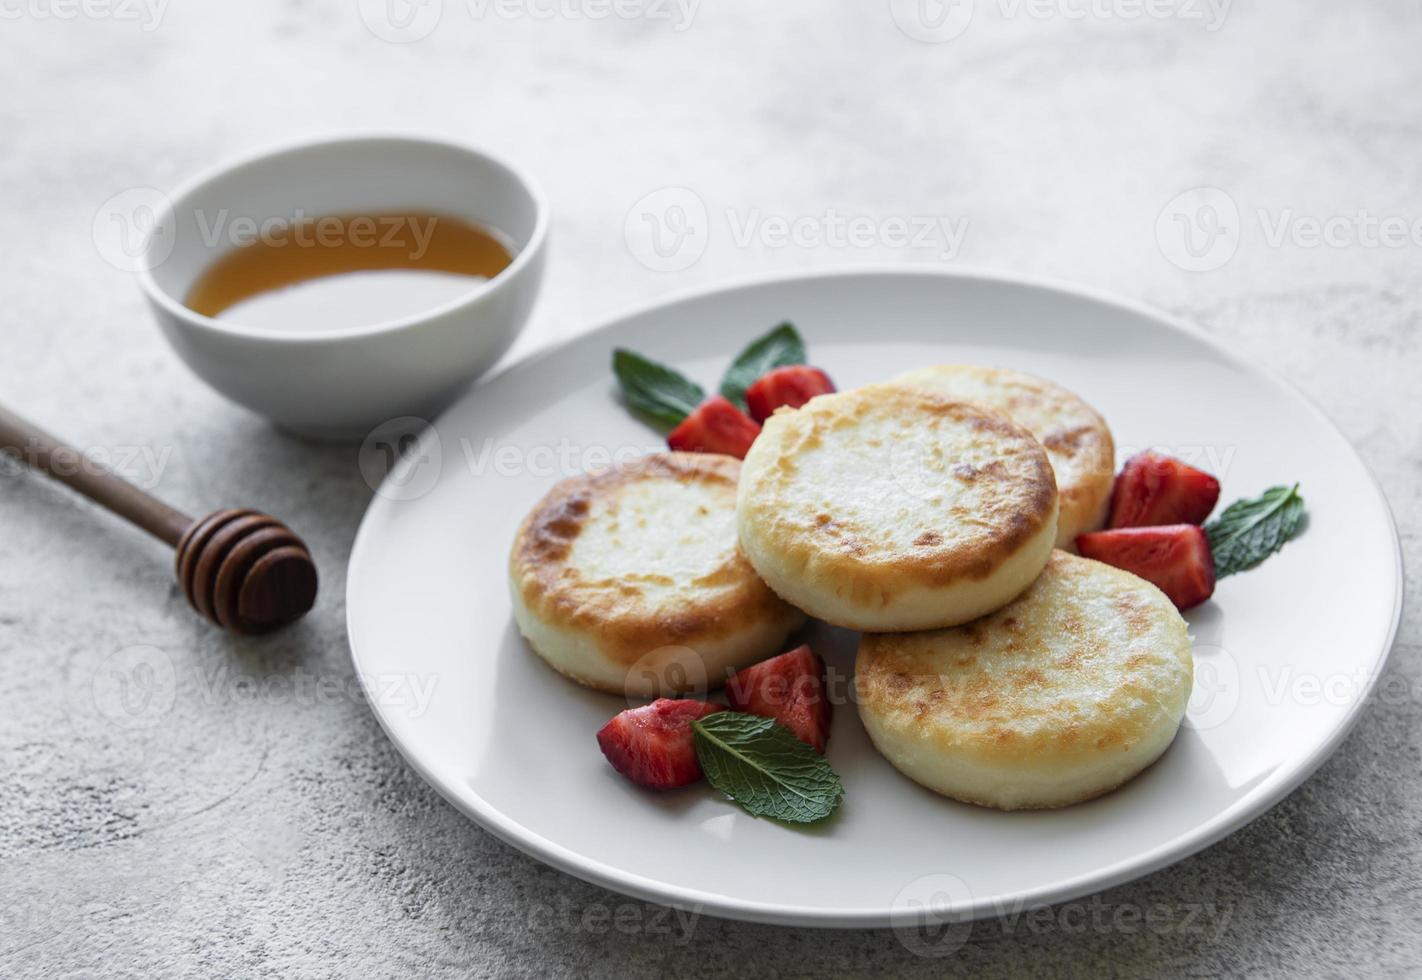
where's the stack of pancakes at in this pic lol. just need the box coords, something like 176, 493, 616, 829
510, 365, 1193, 810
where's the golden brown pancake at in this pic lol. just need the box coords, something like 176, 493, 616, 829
856, 550, 1193, 810
510, 453, 804, 696
736, 383, 1059, 631
894, 365, 1115, 547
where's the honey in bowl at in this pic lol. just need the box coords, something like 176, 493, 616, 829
185, 211, 514, 332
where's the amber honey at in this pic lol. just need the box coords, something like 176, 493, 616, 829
185, 211, 514, 332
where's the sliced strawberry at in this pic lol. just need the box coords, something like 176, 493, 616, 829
666, 395, 761, 459
1109, 451, 1221, 528
1077, 524, 1216, 611
724, 645, 832, 753
596, 699, 723, 789
745, 365, 837, 423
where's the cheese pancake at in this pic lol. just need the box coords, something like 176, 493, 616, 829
856, 550, 1193, 810
736, 384, 1058, 631
510, 453, 805, 697
894, 365, 1114, 548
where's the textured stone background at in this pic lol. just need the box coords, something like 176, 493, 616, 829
2, 1, 1419, 976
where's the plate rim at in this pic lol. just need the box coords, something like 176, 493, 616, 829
345, 265, 1405, 928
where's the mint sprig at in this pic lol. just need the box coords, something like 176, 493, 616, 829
612, 349, 705, 428
1205, 484, 1306, 578
718, 323, 806, 410
691, 712, 842, 824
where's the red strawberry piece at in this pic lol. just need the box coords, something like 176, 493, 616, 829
745, 365, 837, 423
667, 395, 761, 459
1108, 450, 1221, 528
724, 645, 832, 753
1076, 524, 1217, 611
596, 698, 724, 789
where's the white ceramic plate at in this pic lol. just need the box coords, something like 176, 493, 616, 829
346, 270, 1402, 928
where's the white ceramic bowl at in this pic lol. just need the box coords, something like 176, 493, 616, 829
138, 135, 548, 441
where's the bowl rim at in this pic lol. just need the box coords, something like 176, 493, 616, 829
135, 133, 550, 344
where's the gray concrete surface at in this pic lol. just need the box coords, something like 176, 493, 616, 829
2, 1, 1419, 976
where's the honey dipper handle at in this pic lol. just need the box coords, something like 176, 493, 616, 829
0, 403, 193, 547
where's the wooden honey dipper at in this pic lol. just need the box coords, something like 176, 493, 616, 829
0, 404, 317, 634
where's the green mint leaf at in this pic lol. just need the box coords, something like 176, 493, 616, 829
718, 322, 806, 409
691, 712, 843, 824
1204, 483, 1306, 578
612, 349, 705, 429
